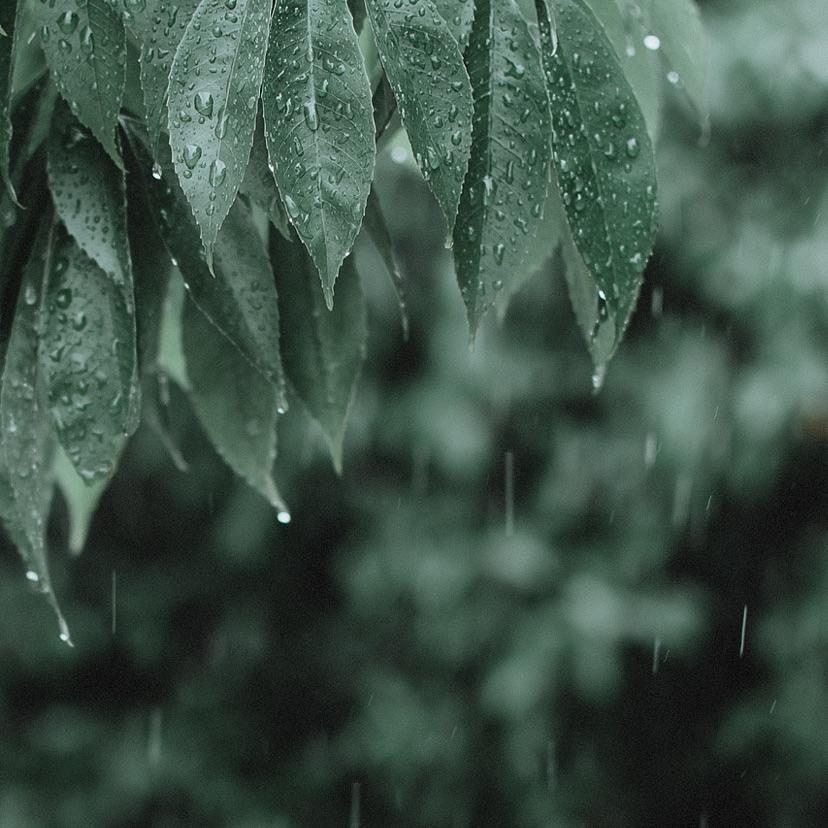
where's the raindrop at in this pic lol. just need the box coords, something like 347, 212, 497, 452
194, 91, 214, 118
643, 34, 661, 51
277, 510, 291, 525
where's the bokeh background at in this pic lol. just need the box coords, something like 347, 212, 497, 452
2, 0, 828, 825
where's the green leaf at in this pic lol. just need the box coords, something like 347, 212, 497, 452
41, 224, 139, 482
452, 0, 551, 336
583, 0, 662, 141
363, 186, 408, 339
48, 101, 132, 286
182, 296, 289, 515
167, 0, 272, 269
535, 0, 658, 369
239, 112, 290, 239
126, 121, 287, 401
125, 0, 200, 156
637, 0, 706, 121
35, 0, 126, 167
261, 0, 375, 308
0, 0, 24, 203
54, 445, 107, 556
364, 0, 473, 236
433, 0, 474, 49
0, 224, 71, 645
271, 229, 367, 474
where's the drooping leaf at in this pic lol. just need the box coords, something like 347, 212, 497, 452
433, 0, 475, 49
0, 224, 71, 644
452, 0, 551, 336
35, 0, 126, 167
271, 229, 367, 474
348, 0, 367, 34
48, 101, 132, 285
261, 0, 375, 308
583, 0, 662, 141
182, 295, 288, 514
126, 121, 287, 401
125, 0, 200, 156
54, 445, 107, 556
363, 186, 408, 339
167, 0, 272, 269
0, 0, 24, 203
372, 74, 397, 142
365, 0, 473, 235
40, 224, 139, 482
239, 111, 290, 239
535, 0, 658, 369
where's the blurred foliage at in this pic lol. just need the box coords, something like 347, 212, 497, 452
2, 0, 828, 825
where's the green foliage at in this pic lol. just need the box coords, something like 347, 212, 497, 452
0, 0, 706, 636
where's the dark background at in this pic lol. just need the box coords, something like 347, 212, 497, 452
2, 0, 828, 825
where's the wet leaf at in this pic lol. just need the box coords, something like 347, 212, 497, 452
0, 0, 24, 203
433, 0, 474, 49
54, 445, 107, 556
126, 121, 286, 401
536, 0, 658, 370
271, 229, 367, 474
40, 224, 139, 482
182, 295, 288, 514
365, 0, 473, 235
35, 0, 126, 167
452, 0, 551, 336
167, 0, 272, 269
261, 0, 375, 308
0, 224, 71, 644
125, 0, 200, 156
48, 101, 132, 285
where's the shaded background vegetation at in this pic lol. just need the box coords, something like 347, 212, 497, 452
2, 0, 828, 824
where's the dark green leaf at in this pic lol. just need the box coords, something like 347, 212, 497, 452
452, 0, 551, 336
271, 229, 367, 473
125, 0, 200, 155
35, 0, 126, 167
0, 0, 24, 203
261, 0, 375, 308
182, 296, 289, 515
48, 101, 132, 285
54, 445, 106, 556
433, 0, 474, 49
365, 0, 473, 235
0, 224, 71, 644
41, 225, 139, 482
167, 0, 272, 269
536, 0, 658, 369
126, 121, 287, 402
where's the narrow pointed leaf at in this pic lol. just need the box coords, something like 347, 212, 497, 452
433, 0, 474, 49
365, 0, 473, 234
182, 296, 288, 513
126, 122, 287, 401
271, 230, 367, 474
261, 0, 375, 307
35, 0, 126, 166
41, 225, 139, 482
0, 226, 71, 643
125, 0, 200, 155
48, 102, 132, 285
452, 0, 551, 335
0, 0, 24, 202
54, 445, 107, 556
536, 0, 658, 367
167, 0, 272, 268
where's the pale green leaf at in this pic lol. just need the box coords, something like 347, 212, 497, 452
261, 0, 375, 308
433, 0, 474, 49
54, 445, 107, 556
125, 0, 200, 155
0, 225, 71, 644
48, 101, 132, 285
365, 0, 473, 234
182, 295, 288, 514
35, 0, 126, 167
167, 0, 272, 269
271, 229, 367, 474
41, 225, 139, 482
536, 0, 658, 369
452, 0, 551, 336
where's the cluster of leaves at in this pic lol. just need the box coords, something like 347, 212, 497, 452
0, 0, 704, 636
